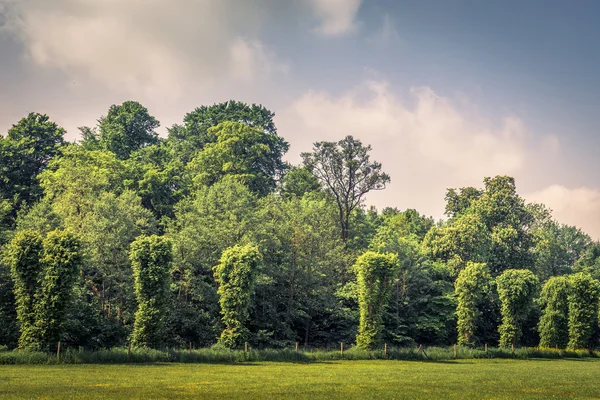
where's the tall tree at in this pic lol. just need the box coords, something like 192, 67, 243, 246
98, 101, 160, 159
496, 269, 538, 348
34, 230, 82, 351
4, 230, 44, 349
214, 244, 262, 348
538, 276, 570, 348
187, 121, 288, 195
302, 135, 390, 242
169, 100, 287, 164
567, 272, 600, 349
354, 251, 399, 349
0, 113, 65, 214
130, 235, 173, 348
455, 262, 491, 346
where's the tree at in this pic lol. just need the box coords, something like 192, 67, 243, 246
455, 262, 491, 346
4, 230, 44, 349
280, 166, 322, 199
302, 136, 390, 242
169, 100, 287, 164
567, 272, 600, 349
538, 276, 570, 348
496, 269, 539, 348
354, 251, 399, 349
187, 121, 288, 195
214, 244, 262, 348
0, 113, 65, 214
34, 230, 82, 351
130, 235, 173, 348
98, 101, 160, 159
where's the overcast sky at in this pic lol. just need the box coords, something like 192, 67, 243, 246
1, 0, 599, 238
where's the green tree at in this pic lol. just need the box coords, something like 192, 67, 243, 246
567, 272, 600, 349
4, 230, 44, 349
354, 251, 399, 349
169, 100, 287, 164
130, 235, 173, 348
214, 244, 262, 348
34, 230, 82, 351
538, 276, 570, 348
496, 269, 539, 348
280, 166, 322, 199
0, 113, 65, 214
187, 121, 288, 195
98, 101, 160, 159
302, 136, 390, 242
455, 262, 491, 346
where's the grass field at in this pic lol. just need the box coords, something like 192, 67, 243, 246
1, 359, 600, 399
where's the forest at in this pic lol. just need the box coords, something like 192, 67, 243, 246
1, 100, 599, 353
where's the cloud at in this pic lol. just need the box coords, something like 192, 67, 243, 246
3, 0, 287, 99
526, 185, 600, 240
308, 0, 362, 36
277, 79, 559, 220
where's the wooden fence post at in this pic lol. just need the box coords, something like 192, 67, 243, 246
127, 342, 131, 358
57, 341, 61, 361
453, 344, 457, 358
484, 343, 487, 353
296, 342, 299, 352
189, 342, 192, 353
384, 343, 387, 357
340, 342, 343, 356
245, 342, 248, 353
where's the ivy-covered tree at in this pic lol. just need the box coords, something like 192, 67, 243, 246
455, 262, 491, 346
34, 230, 82, 351
567, 272, 600, 349
538, 275, 570, 348
214, 244, 262, 348
4, 230, 44, 349
130, 235, 173, 348
496, 269, 539, 348
354, 251, 399, 349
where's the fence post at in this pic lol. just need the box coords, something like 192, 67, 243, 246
512, 343, 515, 354
57, 341, 61, 361
189, 342, 192, 353
340, 342, 344, 356
484, 343, 487, 353
127, 342, 131, 358
245, 342, 248, 353
453, 344, 457, 358
296, 342, 299, 352
384, 343, 387, 357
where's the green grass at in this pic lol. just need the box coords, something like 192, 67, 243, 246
0, 346, 596, 364
1, 359, 600, 399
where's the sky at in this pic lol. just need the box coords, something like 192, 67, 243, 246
0, 0, 599, 238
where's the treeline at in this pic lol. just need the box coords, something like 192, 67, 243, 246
0, 100, 599, 352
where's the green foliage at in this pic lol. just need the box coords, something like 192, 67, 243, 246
98, 101, 160, 159
34, 230, 82, 351
455, 262, 491, 346
169, 100, 287, 165
0, 113, 65, 213
188, 121, 287, 195
496, 269, 539, 348
302, 135, 390, 242
130, 235, 173, 348
567, 272, 600, 349
280, 166, 322, 198
538, 276, 570, 348
4, 230, 44, 349
354, 251, 399, 349
214, 244, 262, 348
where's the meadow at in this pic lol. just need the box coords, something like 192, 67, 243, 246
1, 359, 600, 399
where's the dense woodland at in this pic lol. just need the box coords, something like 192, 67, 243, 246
1, 100, 599, 352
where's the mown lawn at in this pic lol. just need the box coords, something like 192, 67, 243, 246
1, 359, 599, 399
